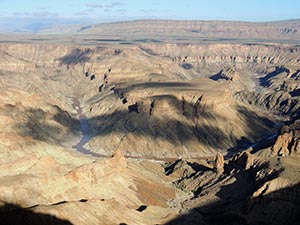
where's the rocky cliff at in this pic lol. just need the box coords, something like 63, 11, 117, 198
1, 40, 300, 224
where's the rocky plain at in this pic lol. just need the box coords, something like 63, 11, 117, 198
0, 20, 299, 225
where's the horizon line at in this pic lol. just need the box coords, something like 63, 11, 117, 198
0, 17, 300, 23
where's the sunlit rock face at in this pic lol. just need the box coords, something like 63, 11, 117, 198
0, 35, 300, 225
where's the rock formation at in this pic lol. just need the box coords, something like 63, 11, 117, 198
0, 28, 300, 224
272, 120, 300, 156
230, 151, 256, 170
213, 152, 224, 173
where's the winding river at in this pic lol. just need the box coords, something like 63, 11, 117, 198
69, 98, 280, 161
71, 98, 103, 157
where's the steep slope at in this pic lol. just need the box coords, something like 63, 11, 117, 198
165, 140, 300, 225
1, 41, 300, 224
2, 43, 300, 157
0, 138, 177, 225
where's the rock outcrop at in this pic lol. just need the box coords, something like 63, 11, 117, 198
165, 149, 299, 225
0, 140, 177, 224
3, 42, 299, 160
230, 151, 256, 170
272, 120, 300, 156
0, 38, 300, 225
213, 152, 224, 173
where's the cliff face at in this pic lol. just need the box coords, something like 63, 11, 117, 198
139, 43, 300, 79
1, 42, 300, 157
2, 43, 300, 77
271, 120, 300, 156
165, 149, 300, 225
1, 39, 300, 224
235, 66, 300, 118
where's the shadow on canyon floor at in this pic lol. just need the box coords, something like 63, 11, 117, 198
14, 106, 230, 149
12, 105, 79, 144
0, 203, 73, 225
117, 81, 202, 94
236, 106, 276, 137
290, 89, 300, 97
59, 48, 91, 66
259, 66, 290, 87
13, 97, 276, 152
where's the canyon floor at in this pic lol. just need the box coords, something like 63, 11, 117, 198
0, 22, 300, 225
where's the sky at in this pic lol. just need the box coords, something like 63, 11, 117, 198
0, 0, 299, 23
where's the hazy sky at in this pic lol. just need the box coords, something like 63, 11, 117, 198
0, 0, 299, 22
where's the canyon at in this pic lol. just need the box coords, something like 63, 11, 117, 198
0, 20, 299, 225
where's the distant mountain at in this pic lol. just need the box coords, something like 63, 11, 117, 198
1, 18, 300, 42
0, 18, 93, 34
78, 19, 300, 42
